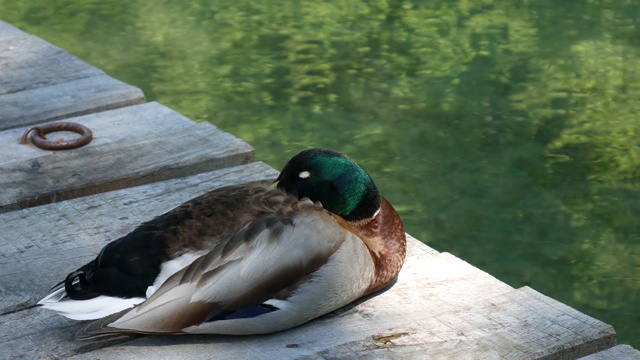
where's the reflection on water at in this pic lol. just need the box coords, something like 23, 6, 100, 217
2, 0, 639, 347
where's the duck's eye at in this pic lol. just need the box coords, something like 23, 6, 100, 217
298, 171, 311, 179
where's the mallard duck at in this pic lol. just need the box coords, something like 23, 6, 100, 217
38, 148, 406, 338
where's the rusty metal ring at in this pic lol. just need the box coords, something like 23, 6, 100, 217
20, 122, 93, 150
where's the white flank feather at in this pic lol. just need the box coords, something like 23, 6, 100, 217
39, 295, 145, 320
147, 251, 206, 298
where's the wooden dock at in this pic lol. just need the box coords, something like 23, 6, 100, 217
0, 20, 638, 359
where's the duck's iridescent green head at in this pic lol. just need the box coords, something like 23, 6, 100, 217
277, 148, 381, 222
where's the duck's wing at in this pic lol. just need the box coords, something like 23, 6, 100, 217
78, 197, 375, 338
38, 181, 274, 319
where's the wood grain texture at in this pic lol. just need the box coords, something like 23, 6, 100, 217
1, 75, 146, 130
0, 164, 618, 359
0, 20, 144, 130
0, 26, 99, 95
0, 102, 254, 213
580, 345, 640, 360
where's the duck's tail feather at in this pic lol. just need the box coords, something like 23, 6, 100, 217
76, 309, 180, 340
76, 310, 132, 340
38, 285, 67, 305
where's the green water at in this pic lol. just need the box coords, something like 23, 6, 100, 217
2, 0, 639, 347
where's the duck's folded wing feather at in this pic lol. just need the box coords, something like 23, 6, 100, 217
78, 199, 373, 337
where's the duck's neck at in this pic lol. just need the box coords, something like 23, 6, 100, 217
349, 197, 406, 295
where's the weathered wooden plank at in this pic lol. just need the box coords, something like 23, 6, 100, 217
1, 75, 146, 130
0, 102, 254, 213
0, 20, 144, 130
580, 345, 640, 360
0, 162, 617, 359
0, 23, 100, 94
0, 101, 193, 165
61, 254, 615, 360
0, 19, 26, 39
